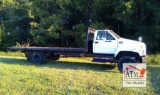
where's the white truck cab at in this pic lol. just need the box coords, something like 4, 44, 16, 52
91, 29, 146, 72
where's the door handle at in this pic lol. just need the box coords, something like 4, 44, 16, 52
105, 40, 111, 42
95, 42, 98, 44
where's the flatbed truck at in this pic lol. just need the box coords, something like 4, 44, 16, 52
8, 27, 146, 72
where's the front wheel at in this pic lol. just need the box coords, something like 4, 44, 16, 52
117, 56, 136, 72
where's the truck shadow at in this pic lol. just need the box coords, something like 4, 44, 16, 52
0, 57, 118, 73
47, 61, 117, 73
147, 66, 160, 94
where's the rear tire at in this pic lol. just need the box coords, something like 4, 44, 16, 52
32, 52, 46, 65
117, 56, 136, 72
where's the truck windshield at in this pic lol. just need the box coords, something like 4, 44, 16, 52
109, 30, 121, 39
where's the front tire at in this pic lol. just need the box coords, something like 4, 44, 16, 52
117, 56, 136, 72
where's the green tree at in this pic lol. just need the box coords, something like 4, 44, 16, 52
0, 0, 32, 50
29, 0, 91, 47
92, 0, 160, 53
0, 0, 160, 53
117, 0, 160, 53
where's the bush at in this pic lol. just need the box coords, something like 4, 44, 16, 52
147, 54, 160, 65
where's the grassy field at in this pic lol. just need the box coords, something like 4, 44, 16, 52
0, 52, 160, 95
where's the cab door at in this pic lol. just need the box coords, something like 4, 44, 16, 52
93, 30, 118, 54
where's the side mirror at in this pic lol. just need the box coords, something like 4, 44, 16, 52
138, 36, 142, 42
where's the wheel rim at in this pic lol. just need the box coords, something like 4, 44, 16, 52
34, 55, 40, 62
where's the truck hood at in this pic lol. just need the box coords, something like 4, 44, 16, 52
118, 38, 143, 47
117, 38, 146, 50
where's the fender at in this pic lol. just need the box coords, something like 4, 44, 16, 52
114, 46, 141, 57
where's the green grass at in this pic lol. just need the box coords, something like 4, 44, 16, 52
0, 51, 25, 57
0, 52, 159, 95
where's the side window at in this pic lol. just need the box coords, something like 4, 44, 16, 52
96, 31, 115, 40
96, 31, 104, 40
105, 31, 115, 40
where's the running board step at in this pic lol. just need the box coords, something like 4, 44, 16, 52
93, 54, 115, 62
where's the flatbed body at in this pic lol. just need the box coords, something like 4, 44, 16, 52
7, 46, 93, 57
7, 46, 87, 53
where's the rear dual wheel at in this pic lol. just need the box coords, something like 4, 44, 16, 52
25, 51, 47, 65
32, 52, 47, 65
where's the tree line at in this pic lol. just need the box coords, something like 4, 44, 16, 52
0, 0, 160, 53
